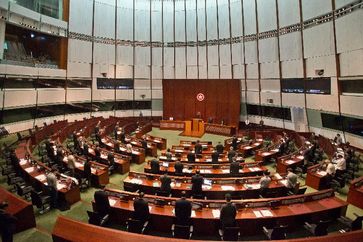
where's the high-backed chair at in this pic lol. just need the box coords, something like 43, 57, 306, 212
338, 213, 363, 232
126, 218, 148, 234
171, 224, 193, 239
304, 220, 330, 236
31, 190, 51, 214
219, 226, 240, 241
87, 210, 109, 226
263, 225, 288, 240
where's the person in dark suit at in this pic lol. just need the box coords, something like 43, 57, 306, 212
194, 140, 202, 155
141, 138, 148, 150
231, 136, 238, 150
187, 151, 196, 162
150, 158, 160, 174
94, 190, 110, 216
216, 142, 224, 154
160, 173, 172, 194
83, 158, 92, 186
191, 170, 204, 196
230, 158, 240, 175
174, 160, 184, 176
114, 141, 121, 153
219, 193, 237, 229
175, 191, 192, 226
0, 202, 17, 242
114, 123, 119, 140
165, 148, 173, 161
94, 146, 101, 162
119, 128, 126, 143
133, 192, 150, 222
227, 147, 237, 162
211, 150, 219, 163
83, 142, 89, 156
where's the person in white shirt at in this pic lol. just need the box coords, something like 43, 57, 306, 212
325, 160, 336, 176
126, 143, 133, 153
286, 168, 298, 192
333, 134, 343, 146
333, 153, 346, 177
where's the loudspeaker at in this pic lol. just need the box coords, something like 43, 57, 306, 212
315, 69, 324, 76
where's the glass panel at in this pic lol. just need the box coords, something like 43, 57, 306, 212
37, 78, 65, 88
92, 101, 115, 112
1, 107, 36, 124
64, 103, 92, 115
36, 104, 65, 118
67, 79, 92, 88
3, 77, 36, 89
281, 78, 304, 93
11, 0, 63, 20
305, 77, 331, 94
340, 79, 363, 94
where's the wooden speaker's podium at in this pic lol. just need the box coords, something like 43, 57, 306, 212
183, 118, 205, 137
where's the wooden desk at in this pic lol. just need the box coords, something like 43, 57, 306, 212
101, 136, 145, 164
276, 154, 305, 174
135, 122, 152, 139
96, 188, 347, 236
158, 153, 244, 164
255, 147, 280, 163
53, 215, 363, 242
347, 177, 363, 209
144, 134, 167, 150
144, 161, 266, 178
0, 187, 36, 233
159, 120, 185, 130
239, 141, 263, 157
16, 140, 81, 205
125, 135, 157, 157
306, 164, 330, 190
123, 171, 287, 199
205, 123, 236, 136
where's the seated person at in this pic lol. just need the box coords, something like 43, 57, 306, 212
114, 141, 121, 153
219, 194, 237, 229
150, 158, 160, 174
133, 192, 150, 222
67, 154, 76, 176
174, 161, 184, 176
194, 140, 202, 155
160, 173, 172, 194
259, 171, 271, 197
227, 147, 237, 162
333, 153, 346, 178
126, 143, 133, 153
175, 191, 192, 226
229, 158, 240, 175
215, 142, 224, 154
333, 133, 343, 146
191, 170, 204, 196
165, 148, 173, 161
94, 190, 111, 216
141, 138, 148, 150
94, 146, 101, 161
325, 159, 336, 176
187, 151, 196, 162
83, 143, 89, 156
286, 168, 298, 192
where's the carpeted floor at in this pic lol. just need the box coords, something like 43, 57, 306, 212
0, 128, 362, 241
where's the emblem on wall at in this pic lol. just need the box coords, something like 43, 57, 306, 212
196, 93, 205, 102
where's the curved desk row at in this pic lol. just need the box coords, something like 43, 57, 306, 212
124, 171, 288, 199
94, 188, 347, 236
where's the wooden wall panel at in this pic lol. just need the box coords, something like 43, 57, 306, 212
162, 79, 240, 126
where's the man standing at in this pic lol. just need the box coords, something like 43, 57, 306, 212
194, 140, 202, 155
175, 191, 192, 226
133, 192, 150, 222
187, 150, 196, 162
228, 147, 237, 162
219, 194, 237, 229
259, 171, 271, 197
230, 158, 240, 175
191, 170, 204, 197
174, 160, 184, 176
215, 142, 224, 154
150, 158, 160, 174
160, 173, 172, 195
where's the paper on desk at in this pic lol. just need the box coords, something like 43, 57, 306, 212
57, 183, 66, 190
297, 155, 304, 160
260, 209, 273, 217
222, 169, 229, 173
195, 159, 200, 162
109, 198, 117, 206
221, 185, 235, 191
271, 149, 279, 152
152, 181, 160, 187
202, 185, 212, 190
159, 155, 166, 159
212, 209, 220, 218
244, 146, 252, 149
262, 152, 271, 156
130, 178, 143, 184
19, 159, 28, 166
285, 160, 295, 165
317, 171, 327, 176
75, 162, 83, 169
25, 167, 36, 173
274, 173, 282, 179
280, 179, 288, 187
191, 210, 196, 217
253, 210, 263, 218
205, 159, 212, 162
182, 168, 192, 173
35, 174, 46, 181
175, 149, 183, 153
201, 169, 212, 174
253, 143, 260, 146
91, 168, 96, 174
